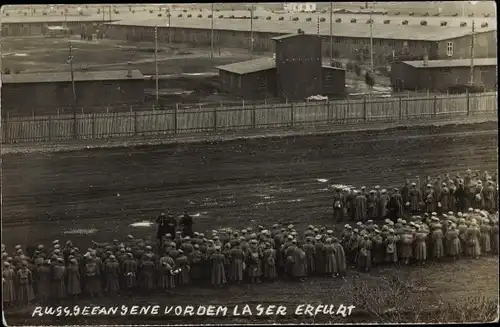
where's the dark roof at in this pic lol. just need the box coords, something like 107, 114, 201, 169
216, 57, 276, 75
403, 58, 497, 68
1, 69, 144, 84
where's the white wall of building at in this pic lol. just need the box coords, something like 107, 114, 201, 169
284, 3, 317, 13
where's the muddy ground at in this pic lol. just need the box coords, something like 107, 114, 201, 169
2, 122, 499, 324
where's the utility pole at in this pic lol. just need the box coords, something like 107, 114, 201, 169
167, 7, 172, 47
369, 6, 374, 73
211, 3, 215, 58
250, 3, 254, 57
470, 20, 475, 85
109, 5, 112, 22
68, 42, 77, 139
102, 6, 105, 22
154, 26, 159, 102
329, 2, 333, 63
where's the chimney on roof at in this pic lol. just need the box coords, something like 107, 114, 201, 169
423, 53, 428, 67
126, 62, 132, 77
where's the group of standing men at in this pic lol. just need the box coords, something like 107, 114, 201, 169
332, 170, 498, 223
2, 169, 498, 309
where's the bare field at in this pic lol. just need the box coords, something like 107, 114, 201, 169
1, 122, 499, 325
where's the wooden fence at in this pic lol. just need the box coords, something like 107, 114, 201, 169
1, 92, 497, 144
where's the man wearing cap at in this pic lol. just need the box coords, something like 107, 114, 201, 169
262, 242, 277, 281
228, 242, 245, 284
35, 260, 52, 304
180, 210, 194, 238
371, 229, 384, 266
333, 188, 344, 222
367, 190, 379, 221
408, 182, 422, 214
156, 212, 168, 243
292, 241, 307, 282
3, 262, 16, 307
50, 258, 66, 301
66, 258, 81, 300
384, 229, 398, 265
16, 261, 35, 305
344, 189, 355, 220
122, 253, 137, 294
104, 255, 120, 296
175, 249, 190, 286
424, 185, 436, 214
314, 235, 325, 276
482, 181, 496, 213
140, 254, 156, 291
355, 190, 368, 223
455, 182, 467, 213
210, 246, 226, 287
378, 189, 390, 220
302, 237, 316, 276
323, 238, 337, 277
165, 211, 178, 241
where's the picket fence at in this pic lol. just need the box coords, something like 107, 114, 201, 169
1, 92, 497, 144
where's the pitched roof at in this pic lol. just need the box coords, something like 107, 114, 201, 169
1, 69, 144, 84
216, 57, 276, 75
403, 58, 497, 68
1, 14, 117, 23
108, 16, 496, 41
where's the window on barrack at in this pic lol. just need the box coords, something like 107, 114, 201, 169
446, 41, 454, 56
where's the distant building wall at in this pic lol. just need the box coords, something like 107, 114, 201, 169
105, 25, 497, 66
284, 3, 317, 13
218, 69, 277, 100
1, 79, 144, 116
1, 21, 114, 37
390, 63, 497, 91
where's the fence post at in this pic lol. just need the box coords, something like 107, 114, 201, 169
214, 102, 219, 132
252, 103, 256, 129
174, 104, 178, 134
290, 103, 295, 127
466, 90, 470, 116
4, 113, 8, 144
48, 115, 52, 141
326, 99, 330, 124
92, 113, 96, 139
134, 111, 138, 136
363, 98, 367, 122
433, 95, 438, 117
398, 96, 402, 120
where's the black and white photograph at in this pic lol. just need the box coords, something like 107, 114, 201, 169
1, 2, 498, 325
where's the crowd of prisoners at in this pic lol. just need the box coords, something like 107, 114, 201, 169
2, 169, 499, 308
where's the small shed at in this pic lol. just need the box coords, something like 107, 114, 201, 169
216, 57, 277, 99
391, 58, 497, 92
322, 66, 346, 96
1, 69, 145, 116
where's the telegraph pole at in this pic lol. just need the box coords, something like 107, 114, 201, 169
154, 26, 159, 102
369, 6, 374, 73
68, 42, 77, 139
109, 5, 112, 22
329, 2, 333, 63
470, 20, 475, 85
211, 3, 215, 58
167, 7, 172, 46
250, 3, 254, 57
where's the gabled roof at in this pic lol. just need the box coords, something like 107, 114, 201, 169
403, 58, 497, 68
216, 57, 276, 75
1, 69, 144, 84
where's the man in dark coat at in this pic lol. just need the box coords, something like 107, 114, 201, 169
180, 211, 194, 237
156, 213, 168, 243
165, 211, 178, 237
454, 183, 467, 213
386, 190, 402, 222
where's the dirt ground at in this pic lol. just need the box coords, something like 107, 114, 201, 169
1, 36, 253, 75
2, 122, 498, 324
